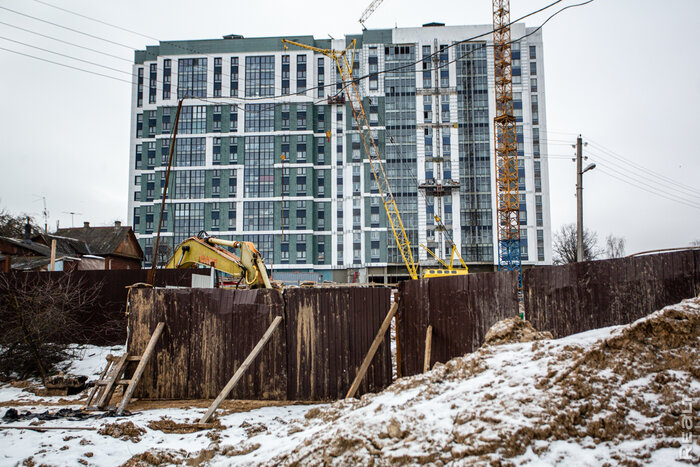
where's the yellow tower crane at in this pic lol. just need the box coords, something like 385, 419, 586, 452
281, 38, 420, 279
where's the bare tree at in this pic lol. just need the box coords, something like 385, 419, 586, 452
157, 243, 172, 268
605, 234, 626, 258
552, 223, 601, 264
0, 209, 41, 238
0, 273, 100, 382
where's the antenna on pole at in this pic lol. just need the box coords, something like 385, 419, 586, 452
62, 211, 82, 227
32, 195, 50, 233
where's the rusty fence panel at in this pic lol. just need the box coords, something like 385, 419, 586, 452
129, 287, 286, 400
397, 271, 518, 378
0, 269, 204, 345
285, 287, 392, 400
524, 250, 700, 338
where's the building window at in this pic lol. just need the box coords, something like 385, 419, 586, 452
175, 137, 206, 166
213, 137, 221, 165
281, 104, 290, 130
245, 56, 274, 97
213, 105, 222, 132
148, 63, 157, 104
296, 168, 307, 196
228, 202, 236, 228
173, 202, 205, 246
296, 135, 307, 162
179, 106, 206, 134
162, 59, 171, 100
297, 104, 307, 130
177, 58, 207, 98
245, 104, 274, 132
230, 57, 239, 97
174, 170, 205, 198
211, 169, 220, 198
296, 200, 306, 228
161, 107, 171, 134
296, 54, 307, 93
213, 57, 222, 97
243, 136, 275, 197
137, 67, 144, 107
317, 57, 325, 97
281, 55, 290, 95
243, 201, 273, 230
529, 45, 536, 59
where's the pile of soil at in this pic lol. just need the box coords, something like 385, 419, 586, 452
484, 316, 553, 345
147, 417, 222, 434
268, 296, 700, 465
98, 421, 146, 442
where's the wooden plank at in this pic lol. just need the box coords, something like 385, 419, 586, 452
85, 359, 112, 407
423, 324, 433, 373
96, 353, 128, 409
116, 321, 165, 415
345, 302, 398, 399
199, 315, 283, 424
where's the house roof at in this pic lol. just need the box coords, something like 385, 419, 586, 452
55, 225, 143, 259
9, 255, 78, 271
32, 233, 91, 256
0, 236, 51, 256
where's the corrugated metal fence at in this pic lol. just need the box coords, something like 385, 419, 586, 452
128, 286, 392, 401
397, 250, 700, 377
397, 271, 518, 377
524, 249, 700, 338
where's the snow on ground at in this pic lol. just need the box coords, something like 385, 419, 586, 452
0, 297, 698, 466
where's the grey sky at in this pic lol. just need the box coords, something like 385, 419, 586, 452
1, 0, 698, 255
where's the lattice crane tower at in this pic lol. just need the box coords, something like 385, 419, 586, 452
492, 0, 523, 292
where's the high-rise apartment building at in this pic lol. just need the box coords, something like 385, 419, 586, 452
128, 23, 552, 282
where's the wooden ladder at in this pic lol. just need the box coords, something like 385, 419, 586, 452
85, 322, 165, 415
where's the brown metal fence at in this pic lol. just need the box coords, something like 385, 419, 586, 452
524, 249, 700, 338
128, 286, 392, 401
285, 287, 392, 400
397, 271, 518, 377
0, 269, 205, 345
129, 288, 287, 400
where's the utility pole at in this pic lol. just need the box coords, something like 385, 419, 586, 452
575, 135, 595, 262
576, 135, 583, 262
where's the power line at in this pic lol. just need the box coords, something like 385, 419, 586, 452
0, 20, 132, 62
0, 35, 133, 76
594, 167, 700, 211
0, 46, 132, 83
0, 5, 138, 50
585, 138, 698, 194
586, 149, 700, 200
30, 0, 158, 41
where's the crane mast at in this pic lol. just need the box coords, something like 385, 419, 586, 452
281, 39, 419, 280
492, 0, 522, 293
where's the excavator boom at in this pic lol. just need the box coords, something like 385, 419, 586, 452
165, 232, 272, 288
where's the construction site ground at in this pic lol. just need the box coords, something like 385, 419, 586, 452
1, 296, 698, 466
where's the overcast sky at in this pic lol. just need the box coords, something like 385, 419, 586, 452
1, 0, 698, 256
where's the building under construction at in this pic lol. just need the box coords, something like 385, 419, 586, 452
127, 23, 551, 282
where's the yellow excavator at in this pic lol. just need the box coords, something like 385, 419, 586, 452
165, 231, 272, 289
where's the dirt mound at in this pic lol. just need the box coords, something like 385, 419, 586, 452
120, 449, 187, 466
147, 417, 222, 434
98, 421, 146, 442
484, 316, 553, 345
267, 297, 700, 465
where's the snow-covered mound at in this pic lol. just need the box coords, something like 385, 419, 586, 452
267, 296, 700, 465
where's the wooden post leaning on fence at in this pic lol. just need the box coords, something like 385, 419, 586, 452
345, 301, 398, 399
423, 325, 433, 373
199, 315, 283, 424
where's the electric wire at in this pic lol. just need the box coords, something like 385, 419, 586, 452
0, 45, 132, 83
0, 20, 132, 62
0, 35, 134, 76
